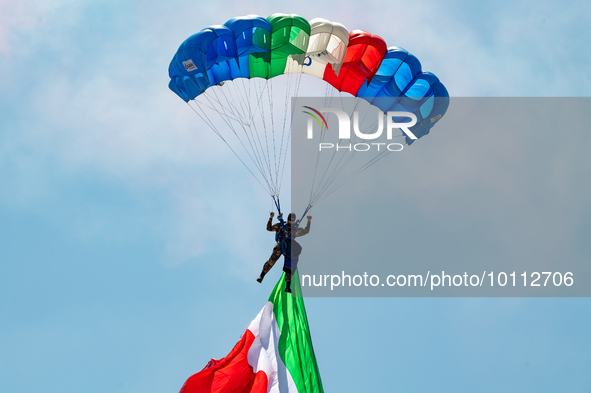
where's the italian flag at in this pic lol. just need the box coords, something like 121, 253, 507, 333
179, 272, 324, 393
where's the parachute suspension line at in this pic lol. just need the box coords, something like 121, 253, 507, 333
310, 154, 352, 205
206, 80, 283, 197
309, 92, 393, 205
198, 89, 271, 185
307, 82, 341, 205
305, 109, 368, 204
273, 68, 306, 199
311, 150, 390, 205
311, 129, 377, 206
272, 74, 289, 197
208, 86, 246, 126
193, 87, 280, 190
211, 85, 275, 181
190, 92, 241, 123
220, 81, 249, 126
320, 108, 370, 184
259, 78, 276, 196
278, 69, 306, 197
292, 67, 305, 123
313, 132, 405, 205
240, 78, 250, 119
273, 75, 289, 196
244, 78, 269, 180
234, 79, 252, 124
307, 84, 331, 205
356, 99, 375, 132
232, 79, 249, 116
277, 72, 293, 196
311, 90, 354, 191
190, 97, 270, 191
310, 135, 350, 203
269, 79, 289, 195
312, 135, 408, 206
185, 101, 272, 196
260, 79, 281, 195
221, 81, 275, 190
190, 80, 281, 196
218, 77, 279, 198
245, 77, 285, 197
201, 84, 243, 123
238, 77, 255, 126
247, 79, 277, 195
249, 77, 271, 126
309, 151, 364, 206
243, 78, 267, 167
335, 95, 409, 177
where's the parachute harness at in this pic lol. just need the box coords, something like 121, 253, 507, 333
272, 195, 312, 254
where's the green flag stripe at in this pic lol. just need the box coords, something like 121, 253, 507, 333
269, 272, 324, 393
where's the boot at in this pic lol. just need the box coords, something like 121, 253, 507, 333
284, 280, 292, 293
257, 271, 266, 283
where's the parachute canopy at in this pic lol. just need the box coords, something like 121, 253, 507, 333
169, 13, 448, 130
168, 13, 449, 207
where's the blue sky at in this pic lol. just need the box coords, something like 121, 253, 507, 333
1, 0, 590, 392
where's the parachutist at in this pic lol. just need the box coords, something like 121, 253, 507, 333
256, 212, 312, 291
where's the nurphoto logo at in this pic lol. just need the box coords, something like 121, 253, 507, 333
302, 106, 417, 152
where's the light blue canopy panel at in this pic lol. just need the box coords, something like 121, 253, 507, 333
357, 46, 422, 112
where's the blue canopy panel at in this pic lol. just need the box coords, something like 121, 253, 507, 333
394, 73, 449, 145
168, 72, 210, 102
224, 15, 271, 79
356, 47, 422, 112
392, 72, 441, 116
168, 29, 221, 100
169, 76, 192, 102
201, 26, 239, 86
356, 47, 408, 101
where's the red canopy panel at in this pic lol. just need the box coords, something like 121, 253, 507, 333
323, 30, 387, 96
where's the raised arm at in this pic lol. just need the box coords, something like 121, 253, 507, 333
295, 216, 312, 237
267, 212, 280, 232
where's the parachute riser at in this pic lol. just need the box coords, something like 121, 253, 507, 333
272, 196, 311, 234
272, 195, 282, 217
293, 204, 312, 233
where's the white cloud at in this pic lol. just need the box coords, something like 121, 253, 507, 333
0, 0, 44, 54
